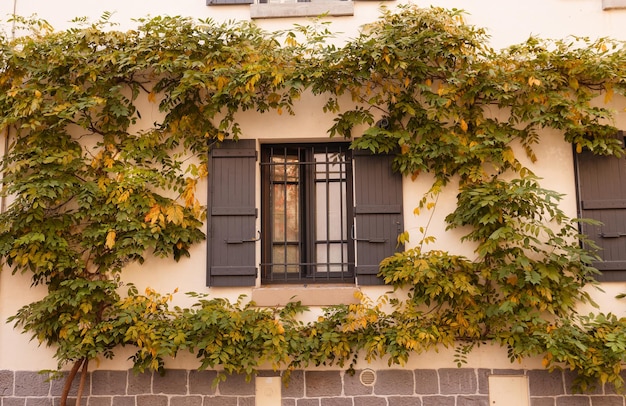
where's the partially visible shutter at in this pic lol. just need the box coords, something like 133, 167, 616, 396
207, 139, 257, 287
576, 131, 626, 282
353, 150, 403, 286
207, 0, 253, 5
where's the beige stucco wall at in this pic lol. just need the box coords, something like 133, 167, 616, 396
1, 0, 625, 372
2, 0, 626, 48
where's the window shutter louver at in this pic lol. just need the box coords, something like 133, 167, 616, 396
353, 150, 403, 286
207, 139, 257, 287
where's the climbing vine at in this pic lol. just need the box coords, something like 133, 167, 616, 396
0, 6, 625, 404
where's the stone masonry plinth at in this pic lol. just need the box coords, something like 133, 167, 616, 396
0, 368, 624, 406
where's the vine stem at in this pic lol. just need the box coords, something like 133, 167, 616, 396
60, 358, 84, 406
76, 358, 89, 406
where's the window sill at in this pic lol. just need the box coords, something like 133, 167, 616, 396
603, 0, 626, 9
251, 285, 361, 306
250, 1, 354, 19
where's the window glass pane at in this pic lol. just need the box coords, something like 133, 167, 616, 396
271, 156, 298, 182
315, 152, 346, 180
272, 184, 299, 242
316, 182, 347, 241
272, 245, 300, 273
316, 243, 348, 273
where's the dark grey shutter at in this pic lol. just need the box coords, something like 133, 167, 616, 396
207, 0, 253, 5
576, 131, 626, 281
353, 150, 403, 285
207, 139, 257, 287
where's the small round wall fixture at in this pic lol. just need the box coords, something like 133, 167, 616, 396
359, 368, 377, 386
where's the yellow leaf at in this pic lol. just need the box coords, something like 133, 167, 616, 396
34, 90, 42, 98
217, 76, 229, 92
397, 231, 410, 245
166, 204, 184, 225
460, 119, 468, 132
576, 143, 582, 154
528, 76, 541, 87
197, 163, 208, 178
144, 204, 161, 224
105, 230, 116, 249
413, 207, 420, 216
182, 178, 197, 208
502, 148, 515, 164
147, 92, 156, 103
118, 189, 131, 203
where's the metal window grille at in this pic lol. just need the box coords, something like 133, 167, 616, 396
261, 144, 355, 283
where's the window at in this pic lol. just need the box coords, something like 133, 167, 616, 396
575, 130, 626, 281
206, 139, 403, 287
260, 144, 354, 283
249, 1, 354, 19
603, 0, 626, 10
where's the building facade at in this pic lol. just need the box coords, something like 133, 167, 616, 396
1, 1, 626, 405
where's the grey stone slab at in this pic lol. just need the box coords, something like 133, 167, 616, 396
321, 397, 353, 406
604, 370, 626, 395
564, 370, 602, 395
87, 397, 112, 406
50, 372, 89, 397
111, 396, 135, 406
91, 371, 127, 396
374, 370, 413, 395
304, 371, 342, 397
438, 369, 477, 395
218, 374, 254, 396
238, 397, 255, 406
153, 370, 187, 395
477, 369, 490, 395
170, 395, 203, 406
422, 396, 455, 406
127, 371, 151, 395
388, 396, 422, 406
344, 370, 373, 396
414, 370, 438, 395
591, 396, 625, 406
528, 370, 564, 396
282, 371, 304, 398
456, 395, 489, 406
136, 395, 167, 406
189, 370, 217, 395
15, 372, 50, 396
555, 396, 591, 406
25, 399, 53, 406
353, 397, 387, 406
1, 370, 14, 396
203, 396, 237, 406
296, 399, 320, 406
282, 400, 296, 406
530, 398, 555, 406
3, 398, 26, 406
